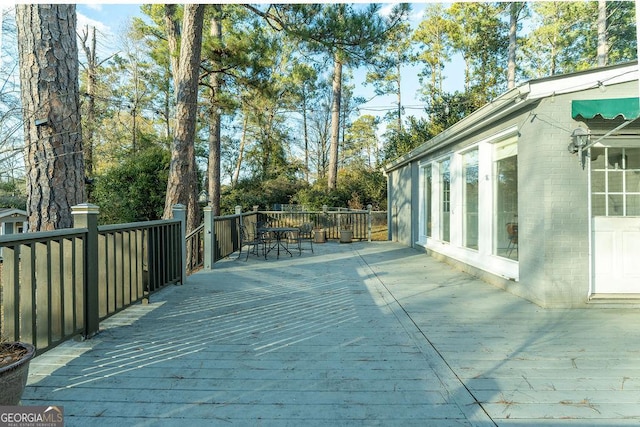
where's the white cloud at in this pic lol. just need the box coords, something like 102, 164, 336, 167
379, 3, 396, 17
379, 3, 426, 28
77, 12, 112, 36
84, 4, 103, 12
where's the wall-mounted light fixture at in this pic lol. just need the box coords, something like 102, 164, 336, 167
567, 127, 590, 154
568, 127, 591, 169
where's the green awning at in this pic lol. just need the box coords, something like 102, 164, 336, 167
572, 97, 640, 120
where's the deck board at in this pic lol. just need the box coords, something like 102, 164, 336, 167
21, 241, 640, 425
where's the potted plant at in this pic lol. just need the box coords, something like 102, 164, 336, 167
0, 339, 36, 405
313, 227, 326, 243
339, 224, 353, 243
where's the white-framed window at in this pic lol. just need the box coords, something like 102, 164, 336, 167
440, 157, 451, 242
423, 164, 432, 237
462, 149, 479, 249
591, 145, 640, 216
494, 139, 518, 260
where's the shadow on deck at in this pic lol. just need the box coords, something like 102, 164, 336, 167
21, 241, 640, 426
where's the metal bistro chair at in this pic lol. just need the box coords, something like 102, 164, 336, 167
506, 222, 518, 258
287, 222, 314, 255
240, 224, 267, 261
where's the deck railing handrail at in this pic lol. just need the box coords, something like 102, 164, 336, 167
197, 206, 373, 269
0, 203, 378, 354
0, 203, 186, 355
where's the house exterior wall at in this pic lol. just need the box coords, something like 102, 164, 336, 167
519, 82, 637, 307
386, 72, 639, 308
518, 92, 590, 307
388, 162, 414, 246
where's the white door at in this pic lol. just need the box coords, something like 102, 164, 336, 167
591, 144, 640, 294
593, 217, 640, 293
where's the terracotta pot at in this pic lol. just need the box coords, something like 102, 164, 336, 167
0, 342, 36, 405
339, 229, 353, 243
313, 229, 326, 243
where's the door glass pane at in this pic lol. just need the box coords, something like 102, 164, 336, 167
424, 165, 432, 237
463, 150, 478, 249
609, 171, 623, 192
626, 170, 640, 193
440, 159, 450, 242
591, 146, 640, 217
625, 148, 640, 169
608, 149, 625, 169
626, 195, 640, 216
591, 194, 606, 216
590, 147, 605, 169
495, 154, 518, 260
591, 171, 605, 192
609, 195, 624, 216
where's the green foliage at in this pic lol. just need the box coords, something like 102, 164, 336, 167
221, 175, 309, 214
606, 2, 638, 64
343, 114, 380, 167
0, 195, 26, 210
221, 165, 386, 214
0, 179, 27, 210
337, 167, 386, 210
92, 146, 170, 225
383, 116, 433, 162
293, 167, 386, 211
412, 3, 453, 104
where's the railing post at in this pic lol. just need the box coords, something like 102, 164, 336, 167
235, 205, 242, 228
203, 205, 215, 269
172, 204, 186, 284
235, 205, 243, 251
72, 203, 100, 339
367, 204, 372, 242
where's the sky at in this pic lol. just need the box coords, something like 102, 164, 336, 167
75, 3, 465, 129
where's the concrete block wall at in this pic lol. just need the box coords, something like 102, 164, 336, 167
517, 93, 591, 307
519, 82, 637, 307
389, 163, 414, 246
387, 76, 638, 308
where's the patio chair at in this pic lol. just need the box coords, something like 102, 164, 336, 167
287, 222, 314, 255
506, 222, 518, 257
240, 224, 266, 261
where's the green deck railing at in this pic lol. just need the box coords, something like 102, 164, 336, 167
0, 204, 186, 354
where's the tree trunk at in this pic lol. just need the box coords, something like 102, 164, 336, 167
16, 4, 85, 231
507, 2, 518, 89
597, 0, 608, 67
302, 96, 310, 182
232, 114, 249, 187
207, 8, 222, 216
163, 4, 205, 232
207, 102, 221, 215
80, 25, 96, 179
396, 61, 402, 132
164, 5, 181, 80
327, 55, 342, 191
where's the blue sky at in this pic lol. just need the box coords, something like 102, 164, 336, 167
75, 3, 465, 127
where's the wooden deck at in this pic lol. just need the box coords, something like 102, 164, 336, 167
22, 241, 640, 425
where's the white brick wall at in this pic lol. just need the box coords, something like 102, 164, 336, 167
389, 78, 639, 308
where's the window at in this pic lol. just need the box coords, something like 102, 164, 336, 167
440, 158, 451, 242
591, 147, 640, 216
494, 143, 518, 260
463, 149, 479, 249
424, 164, 432, 237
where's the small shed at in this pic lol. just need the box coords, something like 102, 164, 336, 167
0, 208, 27, 236
384, 61, 640, 308
0, 208, 27, 260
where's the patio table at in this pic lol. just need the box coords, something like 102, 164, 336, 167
259, 226, 299, 259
